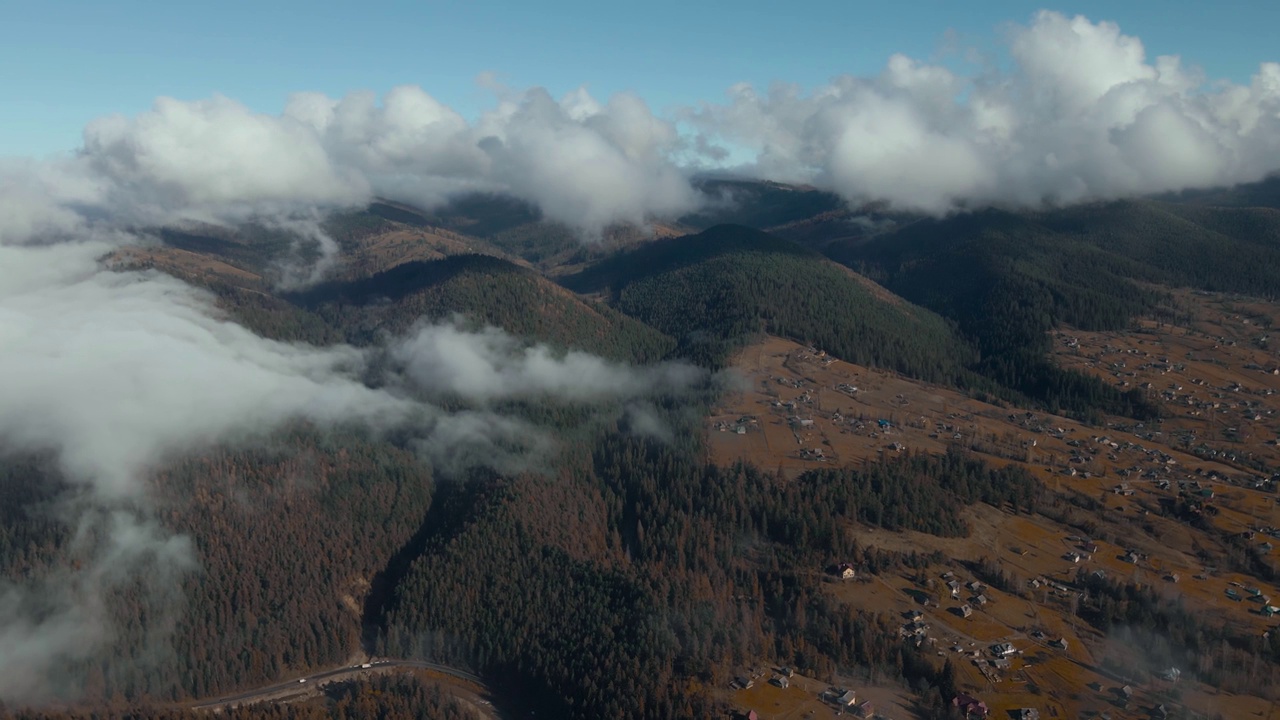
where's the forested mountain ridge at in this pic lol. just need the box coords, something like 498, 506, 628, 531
288, 253, 676, 362
821, 195, 1280, 419
564, 223, 973, 379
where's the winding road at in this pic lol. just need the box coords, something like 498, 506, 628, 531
188, 659, 497, 717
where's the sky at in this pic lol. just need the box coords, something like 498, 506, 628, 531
3, 0, 1279, 157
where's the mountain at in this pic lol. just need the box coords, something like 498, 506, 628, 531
565, 223, 971, 380
809, 192, 1280, 418
1158, 174, 1280, 210
370, 194, 686, 273
110, 209, 672, 362
291, 253, 675, 363
680, 178, 848, 230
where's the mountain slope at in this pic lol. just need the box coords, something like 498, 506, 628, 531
371, 195, 686, 272
292, 254, 676, 363
565, 224, 971, 379
826, 197, 1280, 418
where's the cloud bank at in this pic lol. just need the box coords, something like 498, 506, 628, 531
0, 86, 698, 246
689, 11, 1280, 212
4, 10, 1279, 250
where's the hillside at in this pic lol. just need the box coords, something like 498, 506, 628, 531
823, 198, 1280, 419
123, 209, 521, 289
370, 195, 685, 272
291, 253, 676, 363
565, 224, 972, 379
680, 178, 848, 230
109, 210, 674, 362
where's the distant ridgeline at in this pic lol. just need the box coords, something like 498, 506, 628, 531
287, 253, 674, 363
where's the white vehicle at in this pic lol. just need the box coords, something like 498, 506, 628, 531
360, 663, 372, 669
298, 679, 307, 683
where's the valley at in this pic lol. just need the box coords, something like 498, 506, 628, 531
709, 287, 1280, 719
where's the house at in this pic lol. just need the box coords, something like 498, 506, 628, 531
779, 666, 795, 678
1012, 710, 1040, 720
1064, 551, 1083, 563
836, 689, 858, 707
771, 675, 789, 689
853, 699, 875, 718
967, 580, 984, 592
990, 642, 1016, 657
947, 580, 961, 597
1083, 542, 1100, 554
952, 694, 988, 718
956, 604, 973, 618
836, 563, 857, 580
1050, 638, 1069, 650
971, 594, 989, 606
733, 675, 753, 689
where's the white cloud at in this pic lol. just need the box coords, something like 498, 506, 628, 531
689, 10, 1280, 212
392, 320, 704, 404
8, 11, 1280, 248
0, 85, 697, 251
82, 95, 369, 224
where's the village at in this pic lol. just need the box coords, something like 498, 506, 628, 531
710, 290, 1280, 719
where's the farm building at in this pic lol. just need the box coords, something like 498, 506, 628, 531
952, 693, 989, 718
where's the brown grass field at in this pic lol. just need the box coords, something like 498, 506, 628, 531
713, 290, 1280, 720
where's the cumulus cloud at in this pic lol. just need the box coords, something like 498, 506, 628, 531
0, 84, 697, 255
688, 10, 1280, 212
9, 11, 1280, 251
82, 95, 370, 222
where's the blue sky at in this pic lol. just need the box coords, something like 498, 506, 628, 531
3, 0, 1278, 157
